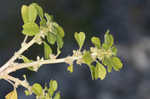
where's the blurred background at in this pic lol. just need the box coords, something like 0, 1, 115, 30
0, 0, 150, 99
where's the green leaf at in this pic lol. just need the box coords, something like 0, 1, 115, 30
89, 65, 95, 80
22, 22, 39, 36
102, 43, 109, 50
74, 32, 85, 49
28, 4, 37, 23
44, 42, 52, 59
21, 4, 37, 23
24, 90, 30, 96
111, 57, 123, 71
57, 48, 61, 56
49, 80, 58, 96
49, 80, 58, 91
103, 56, 123, 72
104, 30, 114, 48
54, 92, 61, 99
21, 55, 36, 71
111, 46, 117, 56
45, 13, 53, 23
45, 93, 51, 99
95, 62, 106, 80
52, 22, 65, 38
40, 18, 47, 26
31, 3, 43, 19
91, 36, 101, 48
102, 57, 112, 73
21, 5, 29, 23
47, 32, 56, 45
82, 51, 93, 65
21, 55, 31, 63
56, 34, 63, 49
67, 65, 73, 73
32, 83, 43, 96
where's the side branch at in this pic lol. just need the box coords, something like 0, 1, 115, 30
4, 56, 81, 74
2, 74, 31, 90
0, 32, 43, 73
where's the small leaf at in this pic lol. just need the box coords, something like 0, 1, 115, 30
49, 80, 58, 92
21, 55, 31, 63
95, 62, 106, 80
22, 22, 39, 36
54, 92, 61, 99
52, 22, 65, 38
102, 57, 112, 73
32, 83, 43, 96
104, 30, 114, 48
24, 90, 30, 96
91, 36, 101, 48
74, 32, 85, 49
45, 93, 51, 99
5, 90, 18, 99
49, 80, 58, 96
21, 5, 29, 23
45, 13, 53, 23
89, 65, 95, 80
28, 4, 37, 23
67, 65, 73, 73
111, 46, 117, 56
57, 48, 61, 56
56, 34, 63, 49
31, 3, 43, 19
102, 43, 109, 50
40, 18, 47, 26
111, 57, 123, 71
82, 51, 93, 65
21, 4, 37, 23
44, 42, 52, 59
21, 55, 36, 71
47, 32, 56, 45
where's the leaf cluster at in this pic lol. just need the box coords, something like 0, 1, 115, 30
25, 80, 60, 99
73, 30, 123, 80
21, 3, 65, 60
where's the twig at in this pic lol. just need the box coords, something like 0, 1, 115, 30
4, 56, 81, 74
2, 74, 31, 90
0, 32, 43, 73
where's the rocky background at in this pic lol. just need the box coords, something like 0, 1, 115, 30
0, 0, 150, 99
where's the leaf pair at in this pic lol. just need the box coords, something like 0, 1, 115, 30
30, 80, 60, 99
90, 62, 106, 80
48, 22, 64, 48
74, 32, 85, 50
21, 4, 37, 23
21, 3, 43, 36
82, 51, 106, 80
44, 22, 65, 59
103, 56, 123, 72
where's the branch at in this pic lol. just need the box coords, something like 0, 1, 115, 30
0, 54, 82, 90
0, 31, 43, 73
4, 56, 82, 74
1, 74, 31, 91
